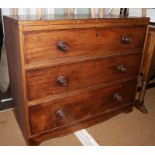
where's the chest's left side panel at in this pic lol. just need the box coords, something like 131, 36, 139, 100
3, 16, 30, 139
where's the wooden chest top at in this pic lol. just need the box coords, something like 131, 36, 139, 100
4, 14, 149, 27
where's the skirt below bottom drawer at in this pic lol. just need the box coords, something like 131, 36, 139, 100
29, 80, 137, 135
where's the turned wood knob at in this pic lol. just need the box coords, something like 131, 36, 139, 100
57, 41, 69, 52
117, 65, 127, 73
56, 109, 66, 120
57, 75, 68, 87
113, 93, 123, 102
121, 36, 132, 44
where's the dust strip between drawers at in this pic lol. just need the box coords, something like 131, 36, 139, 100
74, 129, 100, 146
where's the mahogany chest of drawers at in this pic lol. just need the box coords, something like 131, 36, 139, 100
3, 15, 149, 145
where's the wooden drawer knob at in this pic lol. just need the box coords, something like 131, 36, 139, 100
117, 65, 127, 73
56, 109, 66, 120
57, 41, 69, 52
113, 93, 123, 102
57, 75, 68, 87
121, 36, 132, 44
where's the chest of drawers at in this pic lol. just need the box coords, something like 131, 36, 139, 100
3, 15, 149, 145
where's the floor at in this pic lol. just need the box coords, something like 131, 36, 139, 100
0, 88, 13, 111
0, 88, 155, 146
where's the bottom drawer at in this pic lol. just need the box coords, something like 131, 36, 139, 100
29, 80, 137, 135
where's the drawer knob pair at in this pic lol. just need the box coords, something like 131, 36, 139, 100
113, 93, 123, 102
57, 41, 69, 52
57, 75, 68, 87
56, 93, 123, 121
121, 36, 132, 44
117, 65, 127, 73
56, 109, 66, 120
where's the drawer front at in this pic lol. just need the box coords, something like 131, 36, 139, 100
24, 27, 146, 64
29, 80, 137, 135
27, 53, 141, 100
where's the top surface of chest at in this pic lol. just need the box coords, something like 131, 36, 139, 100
4, 14, 149, 26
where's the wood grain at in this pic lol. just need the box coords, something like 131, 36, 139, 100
136, 25, 155, 112
26, 53, 142, 100
27, 103, 133, 145
3, 15, 149, 31
3, 15, 149, 145
3, 16, 30, 139
24, 27, 146, 65
29, 80, 137, 135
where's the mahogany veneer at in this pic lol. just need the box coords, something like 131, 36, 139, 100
24, 27, 146, 64
3, 15, 149, 145
27, 53, 141, 100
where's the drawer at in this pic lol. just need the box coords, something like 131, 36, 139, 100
29, 80, 137, 135
24, 27, 146, 64
26, 53, 141, 100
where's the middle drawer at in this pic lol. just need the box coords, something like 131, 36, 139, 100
26, 53, 141, 100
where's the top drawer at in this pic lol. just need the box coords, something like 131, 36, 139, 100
24, 27, 146, 64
